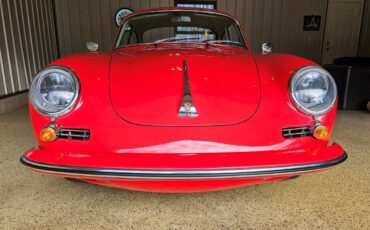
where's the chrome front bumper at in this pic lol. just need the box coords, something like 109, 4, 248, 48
20, 152, 347, 180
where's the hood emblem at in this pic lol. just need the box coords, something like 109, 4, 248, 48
178, 60, 198, 117
178, 95, 198, 117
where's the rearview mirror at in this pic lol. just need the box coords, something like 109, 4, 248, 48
262, 42, 272, 54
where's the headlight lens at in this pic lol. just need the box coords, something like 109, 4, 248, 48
30, 66, 80, 117
290, 66, 337, 115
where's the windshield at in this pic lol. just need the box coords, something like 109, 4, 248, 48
115, 11, 246, 48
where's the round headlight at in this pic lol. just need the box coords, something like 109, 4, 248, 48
30, 66, 80, 117
290, 66, 337, 115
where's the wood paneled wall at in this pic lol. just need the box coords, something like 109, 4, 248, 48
218, 0, 328, 63
0, 0, 58, 97
54, 0, 328, 63
359, 0, 370, 56
54, 0, 174, 57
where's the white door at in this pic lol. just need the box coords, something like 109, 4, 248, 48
322, 0, 364, 64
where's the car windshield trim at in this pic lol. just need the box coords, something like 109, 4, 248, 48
113, 10, 248, 50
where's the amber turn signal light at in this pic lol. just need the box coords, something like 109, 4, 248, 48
313, 125, 330, 141
39, 127, 57, 142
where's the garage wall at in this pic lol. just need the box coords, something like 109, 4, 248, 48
54, 0, 328, 63
359, 0, 370, 56
54, 0, 174, 57
218, 0, 328, 63
0, 0, 58, 97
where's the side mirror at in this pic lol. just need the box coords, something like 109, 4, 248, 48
262, 42, 272, 54
86, 42, 99, 52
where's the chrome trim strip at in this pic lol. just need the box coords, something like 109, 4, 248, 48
21, 153, 347, 180
178, 60, 198, 117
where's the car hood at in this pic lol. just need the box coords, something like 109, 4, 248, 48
109, 46, 260, 126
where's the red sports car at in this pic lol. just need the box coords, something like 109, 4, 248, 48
21, 8, 347, 192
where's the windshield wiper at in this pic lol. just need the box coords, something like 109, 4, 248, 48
152, 37, 243, 48
203, 40, 242, 47
153, 37, 201, 47
154, 37, 199, 44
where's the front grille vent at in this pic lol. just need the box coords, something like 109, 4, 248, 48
57, 128, 90, 141
282, 126, 312, 138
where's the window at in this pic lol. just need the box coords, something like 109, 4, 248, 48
222, 24, 240, 41
175, 1, 217, 10
175, 1, 217, 39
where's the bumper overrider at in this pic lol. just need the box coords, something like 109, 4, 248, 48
20, 146, 347, 180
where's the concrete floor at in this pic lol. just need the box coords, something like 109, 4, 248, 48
0, 106, 369, 230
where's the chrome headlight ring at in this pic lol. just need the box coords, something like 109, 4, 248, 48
290, 66, 337, 116
30, 66, 80, 117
